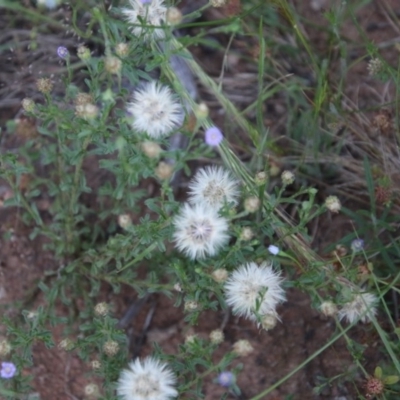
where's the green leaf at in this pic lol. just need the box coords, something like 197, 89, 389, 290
384, 375, 400, 385
374, 366, 382, 379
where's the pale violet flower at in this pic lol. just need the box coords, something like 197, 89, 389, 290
173, 202, 230, 259
127, 81, 183, 139
117, 357, 177, 400
0, 362, 16, 379
224, 262, 285, 323
188, 166, 239, 210
268, 245, 279, 255
122, 0, 167, 40
217, 371, 235, 387
57, 46, 69, 59
351, 238, 364, 252
205, 126, 223, 146
338, 292, 378, 324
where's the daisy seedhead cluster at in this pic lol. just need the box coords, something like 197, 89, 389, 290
224, 262, 285, 325
127, 81, 183, 139
122, 0, 168, 40
173, 203, 229, 259
117, 357, 177, 400
188, 166, 239, 210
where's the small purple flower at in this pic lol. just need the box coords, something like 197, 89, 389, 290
268, 244, 279, 255
141, 0, 152, 3
57, 46, 69, 59
217, 371, 235, 388
351, 238, 364, 252
0, 362, 16, 379
205, 126, 223, 146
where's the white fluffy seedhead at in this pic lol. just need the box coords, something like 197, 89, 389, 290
122, 0, 168, 40
173, 202, 230, 259
224, 262, 285, 323
127, 81, 183, 139
117, 357, 177, 400
188, 166, 240, 210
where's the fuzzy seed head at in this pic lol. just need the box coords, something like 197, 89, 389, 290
115, 42, 130, 58
84, 383, 99, 397
281, 170, 295, 186
339, 292, 378, 324
22, 98, 35, 113
103, 340, 119, 356
94, 302, 109, 317
0, 339, 11, 356
117, 357, 177, 400
140, 141, 163, 158
244, 196, 261, 213
320, 301, 338, 317
155, 161, 174, 180
173, 203, 230, 259
77, 45, 91, 60
232, 339, 253, 356
118, 214, 132, 230
36, 78, 53, 94
209, 329, 224, 345
254, 171, 267, 186
166, 7, 182, 25
240, 227, 254, 241
365, 376, 384, 397
211, 268, 229, 283
224, 262, 285, 323
325, 195, 341, 213
104, 56, 122, 75
127, 81, 183, 139
188, 166, 240, 210
122, 0, 168, 40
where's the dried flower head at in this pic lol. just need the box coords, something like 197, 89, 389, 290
75, 92, 93, 106
240, 227, 254, 241
103, 340, 119, 356
367, 58, 383, 76
117, 357, 177, 400
155, 161, 174, 180
36, 78, 53, 94
75, 103, 99, 120
325, 195, 341, 213
58, 338, 74, 351
84, 383, 100, 397
211, 268, 229, 283
281, 170, 295, 186
22, 98, 35, 113
365, 376, 384, 398
127, 81, 183, 139
339, 292, 378, 324
77, 45, 91, 60
0, 339, 11, 356
320, 301, 338, 317
104, 56, 122, 74
122, 0, 168, 40
118, 214, 132, 230
373, 109, 392, 135
94, 302, 109, 317
115, 42, 130, 58
205, 126, 223, 146
173, 203, 230, 259
91, 360, 101, 370
140, 141, 163, 158
0, 362, 16, 379
224, 262, 285, 323
232, 339, 253, 356
209, 329, 224, 345
244, 196, 261, 213
254, 171, 267, 186
188, 166, 240, 210
261, 312, 278, 330
166, 7, 182, 25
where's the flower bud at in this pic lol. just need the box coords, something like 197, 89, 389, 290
118, 214, 132, 230
240, 227, 254, 241
22, 98, 35, 113
209, 329, 224, 344
166, 7, 183, 25
140, 141, 162, 158
325, 195, 341, 213
77, 45, 91, 61
211, 268, 228, 283
103, 340, 119, 356
155, 162, 174, 180
320, 301, 338, 317
104, 56, 122, 75
36, 78, 53, 94
281, 170, 295, 186
232, 339, 253, 356
244, 196, 261, 213
115, 42, 129, 58
94, 302, 109, 317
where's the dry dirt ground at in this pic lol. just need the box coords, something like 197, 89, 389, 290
1, 0, 399, 399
